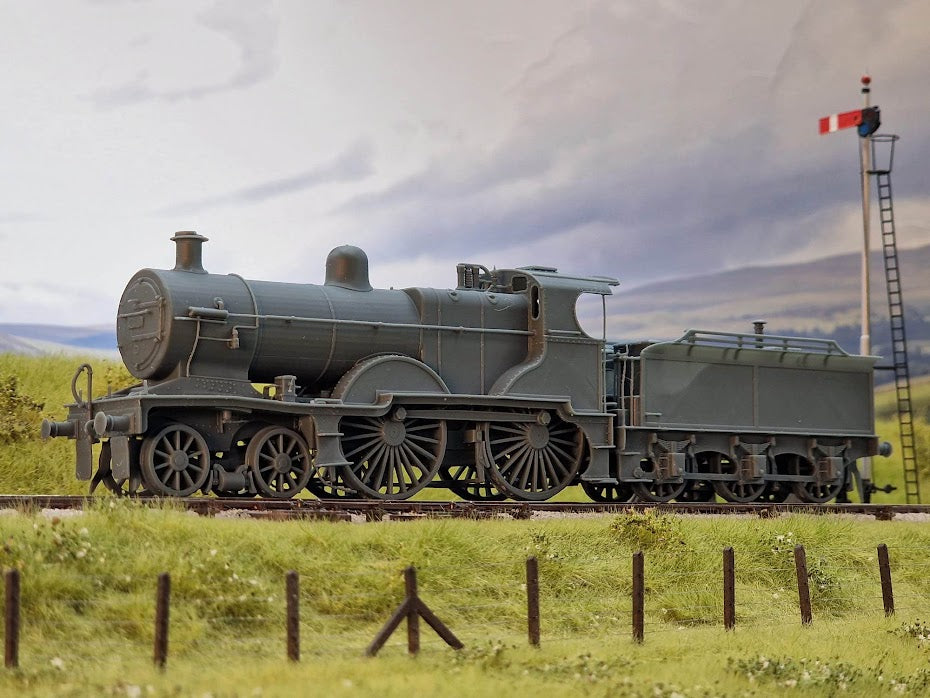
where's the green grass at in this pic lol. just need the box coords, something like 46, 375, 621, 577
0, 508, 929, 696
875, 375, 930, 422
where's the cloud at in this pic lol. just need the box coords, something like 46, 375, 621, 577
155, 140, 374, 215
321, 0, 930, 287
0, 212, 39, 224
92, 0, 278, 107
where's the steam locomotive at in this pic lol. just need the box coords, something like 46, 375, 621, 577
42, 232, 887, 503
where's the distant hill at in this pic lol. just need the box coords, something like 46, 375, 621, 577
0, 324, 117, 358
604, 244, 930, 379
2, 244, 929, 377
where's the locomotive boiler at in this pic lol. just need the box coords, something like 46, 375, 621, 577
43, 232, 888, 503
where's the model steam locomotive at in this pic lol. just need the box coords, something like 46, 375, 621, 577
42, 232, 888, 503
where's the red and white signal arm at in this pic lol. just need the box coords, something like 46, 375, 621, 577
819, 106, 880, 136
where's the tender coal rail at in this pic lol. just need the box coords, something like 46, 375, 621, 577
0, 495, 926, 521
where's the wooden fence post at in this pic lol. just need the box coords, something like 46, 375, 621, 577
723, 547, 735, 631
405, 567, 420, 655
878, 544, 894, 616
154, 573, 170, 669
526, 556, 540, 647
4, 569, 20, 669
286, 571, 300, 661
632, 551, 644, 643
794, 545, 812, 625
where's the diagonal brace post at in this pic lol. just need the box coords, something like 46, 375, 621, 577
366, 566, 463, 656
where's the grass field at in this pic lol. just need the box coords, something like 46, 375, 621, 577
0, 507, 929, 696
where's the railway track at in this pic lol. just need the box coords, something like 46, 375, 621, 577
0, 495, 926, 521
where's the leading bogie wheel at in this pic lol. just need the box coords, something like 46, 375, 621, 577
246, 426, 313, 499
140, 423, 211, 497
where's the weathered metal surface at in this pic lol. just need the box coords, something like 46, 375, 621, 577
42, 232, 898, 505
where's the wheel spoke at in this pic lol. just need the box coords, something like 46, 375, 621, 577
400, 454, 421, 484
404, 438, 435, 462
345, 438, 382, 459
514, 450, 533, 491
490, 440, 525, 459
400, 442, 425, 471
499, 444, 529, 477
393, 459, 408, 494
542, 452, 559, 488
366, 445, 389, 489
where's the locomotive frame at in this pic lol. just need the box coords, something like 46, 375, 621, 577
42, 232, 887, 503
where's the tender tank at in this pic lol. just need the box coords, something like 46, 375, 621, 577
117, 233, 421, 390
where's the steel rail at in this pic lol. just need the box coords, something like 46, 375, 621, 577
0, 495, 926, 521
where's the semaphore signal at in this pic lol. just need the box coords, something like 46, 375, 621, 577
818, 106, 881, 136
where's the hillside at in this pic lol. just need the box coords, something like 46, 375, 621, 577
604, 244, 930, 377
0, 324, 117, 358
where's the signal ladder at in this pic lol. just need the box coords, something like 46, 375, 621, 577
872, 148, 920, 503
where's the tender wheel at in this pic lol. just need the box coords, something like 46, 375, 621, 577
307, 466, 358, 499
140, 424, 211, 497
677, 481, 716, 502
441, 463, 506, 501
758, 482, 791, 503
631, 480, 687, 503
339, 413, 446, 500
788, 453, 845, 503
581, 481, 634, 502
246, 426, 313, 499
630, 457, 686, 503
482, 413, 583, 501
701, 452, 766, 503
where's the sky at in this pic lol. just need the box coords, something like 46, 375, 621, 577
1, 0, 928, 327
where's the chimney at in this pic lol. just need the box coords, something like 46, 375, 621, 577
171, 231, 208, 273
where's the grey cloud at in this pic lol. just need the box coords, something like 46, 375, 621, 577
92, 0, 277, 108
331, 0, 930, 285
0, 212, 39, 224
156, 140, 374, 215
